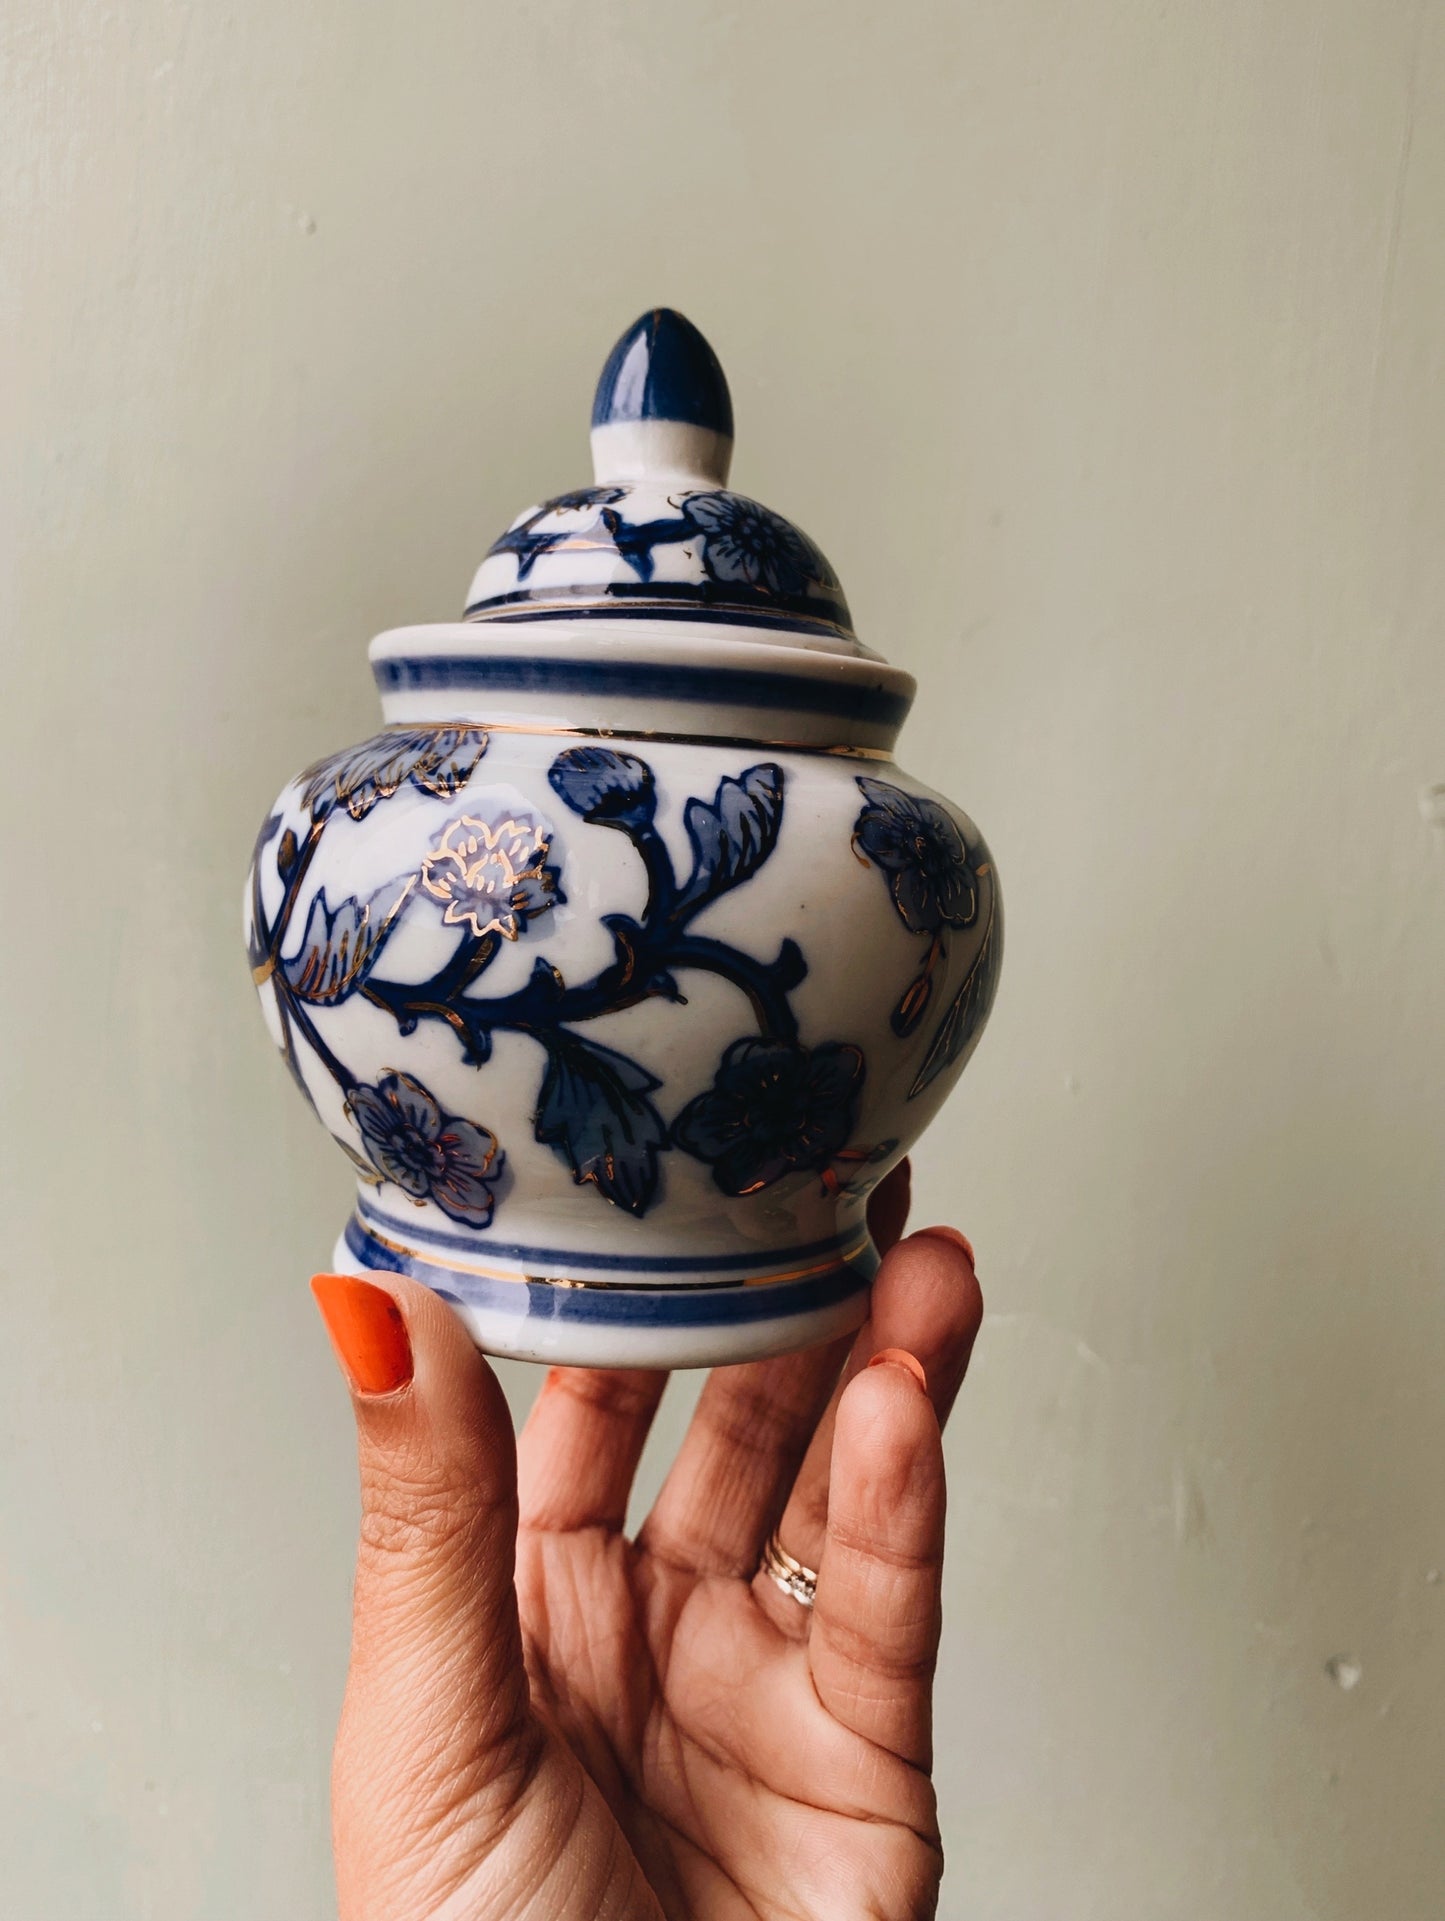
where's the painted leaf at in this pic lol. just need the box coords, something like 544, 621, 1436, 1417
675, 763, 785, 914
533, 1032, 669, 1216
422, 727, 491, 799
281, 874, 416, 1005
890, 966, 934, 1038
333, 1136, 384, 1186
909, 906, 1003, 1098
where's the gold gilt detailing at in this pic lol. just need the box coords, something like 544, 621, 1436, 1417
352, 1214, 869, 1291
254, 876, 417, 993
421, 816, 556, 940
292, 876, 417, 1000
379, 716, 895, 762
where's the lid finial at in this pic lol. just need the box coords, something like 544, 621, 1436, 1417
463, 308, 859, 648
589, 308, 734, 487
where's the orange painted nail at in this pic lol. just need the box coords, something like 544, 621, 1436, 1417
868, 1347, 928, 1392
311, 1274, 413, 1397
915, 1225, 976, 1265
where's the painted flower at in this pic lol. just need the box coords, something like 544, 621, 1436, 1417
852, 777, 983, 935
420, 811, 563, 939
672, 1037, 865, 1196
547, 746, 657, 828
298, 726, 489, 824
681, 491, 823, 598
348, 1072, 502, 1226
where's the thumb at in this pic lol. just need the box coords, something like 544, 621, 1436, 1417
311, 1273, 538, 1909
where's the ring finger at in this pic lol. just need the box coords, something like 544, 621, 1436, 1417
753, 1224, 982, 1636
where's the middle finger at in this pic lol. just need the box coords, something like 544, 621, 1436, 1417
634, 1334, 854, 1576
635, 1165, 915, 1578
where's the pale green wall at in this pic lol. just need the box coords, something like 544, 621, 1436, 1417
3, 2, 1443, 1915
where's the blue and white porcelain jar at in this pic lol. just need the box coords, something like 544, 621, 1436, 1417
245, 309, 1002, 1368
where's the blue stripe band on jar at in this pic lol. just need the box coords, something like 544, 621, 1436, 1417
372, 654, 912, 728
355, 1195, 861, 1275
343, 1215, 878, 1325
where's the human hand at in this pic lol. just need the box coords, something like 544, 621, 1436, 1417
311, 1161, 983, 1919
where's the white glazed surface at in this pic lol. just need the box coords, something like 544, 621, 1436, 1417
246, 685, 999, 1366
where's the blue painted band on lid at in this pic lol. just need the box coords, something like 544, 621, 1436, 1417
344, 1214, 877, 1325
355, 1194, 861, 1274
373, 654, 912, 729
591, 308, 734, 436
463, 577, 852, 634
463, 597, 859, 645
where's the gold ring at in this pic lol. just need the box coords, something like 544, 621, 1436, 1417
758, 1528, 818, 1608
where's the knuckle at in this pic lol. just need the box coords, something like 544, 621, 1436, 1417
706, 1376, 812, 1462
827, 1515, 939, 1576
545, 1367, 660, 1423
357, 1460, 493, 1567
817, 1608, 939, 1686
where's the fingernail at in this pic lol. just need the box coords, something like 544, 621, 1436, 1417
915, 1225, 976, 1265
869, 1347, 928, 1392
311, 1274, 413, 1397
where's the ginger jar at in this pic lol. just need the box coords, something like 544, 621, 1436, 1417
245, 309, 1002, 1368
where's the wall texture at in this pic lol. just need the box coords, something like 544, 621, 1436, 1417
3, 2, 1442, 1914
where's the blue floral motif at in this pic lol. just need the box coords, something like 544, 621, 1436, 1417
676, 763, 785, 911
547, 747, 657, 828
281, 873, 417, 1003
852, 777, 981, 935
851, 775, 1001, 1077
548, 487, 627, 513
534, 1034, 668, 1218
420, 811, 564, 940
253, 744, 847, 1220
486, 487, 627, 580
348, 1071, 503, 1226
475, 484, 849, 625
909, 912, 1002, 1099
299, 726, 489, 823
672, 1037, 865, 1196
681, 491, 826, 599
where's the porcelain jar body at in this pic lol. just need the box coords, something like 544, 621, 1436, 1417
246, 625, 1001, 1368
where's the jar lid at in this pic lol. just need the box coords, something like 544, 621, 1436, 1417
463, 309, 862, 652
